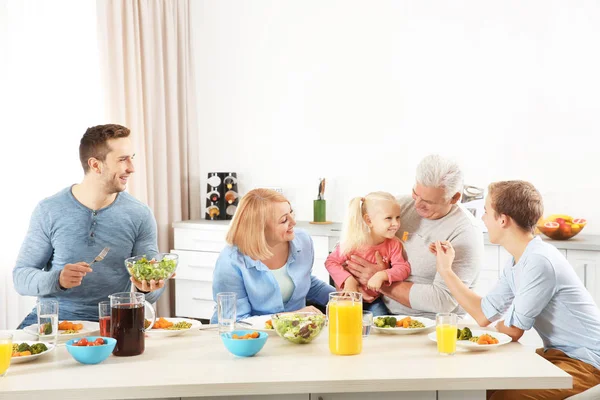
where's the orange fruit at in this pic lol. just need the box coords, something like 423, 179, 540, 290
542, 221, 559, 234
573, 218, 587, 225
559, 224, 572, 237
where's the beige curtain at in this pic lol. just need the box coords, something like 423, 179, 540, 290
97, 0, 201, 316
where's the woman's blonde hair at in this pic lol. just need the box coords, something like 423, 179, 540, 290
340, 191, 398, 255
225, 188, 290, 260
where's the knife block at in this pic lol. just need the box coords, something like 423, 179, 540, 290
205, 172, 239, 220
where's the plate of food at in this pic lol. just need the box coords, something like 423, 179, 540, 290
427, 327, 512, 351
23, 320, 100, 341
237, 315, 277, 335
10, 341, 55, 364
372, 315, 435, 335
144, 317, 200, 337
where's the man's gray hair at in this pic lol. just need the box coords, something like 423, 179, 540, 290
415, 154, 464, 200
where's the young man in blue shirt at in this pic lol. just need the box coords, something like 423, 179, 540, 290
13, 124, 166, 327
433, 180, 600, 399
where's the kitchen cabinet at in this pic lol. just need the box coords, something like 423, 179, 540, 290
311, 393, 436, 400
566, 250, 600, 306
473, 245, 499, 297
187, 396, 308, 400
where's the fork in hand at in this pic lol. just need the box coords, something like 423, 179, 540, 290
89, 247, 110, 267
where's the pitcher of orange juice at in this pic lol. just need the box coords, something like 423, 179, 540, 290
327, 292, 363, 355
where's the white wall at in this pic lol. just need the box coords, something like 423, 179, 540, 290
192, 1, 600, 232
0, 0, 103, 329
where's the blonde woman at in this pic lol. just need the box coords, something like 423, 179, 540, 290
325, 192, 411, 316
210, 189, 335, 322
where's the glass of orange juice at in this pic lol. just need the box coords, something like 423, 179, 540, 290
436, 312, 457, 355
0, 332, 13, 377
327, 292, 363, 355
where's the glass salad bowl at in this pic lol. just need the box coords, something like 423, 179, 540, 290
124, 253, 178, 282
271, 312, 326, 344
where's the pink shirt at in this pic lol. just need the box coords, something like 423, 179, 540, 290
325, 238, 411, 301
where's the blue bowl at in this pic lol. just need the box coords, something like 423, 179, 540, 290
220, 330, 268, 357
65, 336, 116, 365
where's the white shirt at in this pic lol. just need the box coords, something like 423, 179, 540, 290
271, 264, 295, 304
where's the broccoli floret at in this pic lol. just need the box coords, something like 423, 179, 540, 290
30, 343, 48, 355
17, 343, 31, 353
385, 317, 397, 327
457, 327, 473, 340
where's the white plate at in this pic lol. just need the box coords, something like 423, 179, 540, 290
23, 321, 99, 342
238, 315, 277, 335
427, 329, 512, 351
372, 315, 435, 335
146, 318, 201, 338
10, 340, 55, 364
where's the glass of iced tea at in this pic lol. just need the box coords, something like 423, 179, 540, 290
98, 300, 111, 337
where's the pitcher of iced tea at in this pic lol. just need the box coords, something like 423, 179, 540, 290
109, 292, 156, 356
327, 292, 363, 355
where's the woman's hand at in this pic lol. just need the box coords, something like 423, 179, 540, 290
296, 305, 323, 314
344, 252, 388, 286
431, 241, 455, 274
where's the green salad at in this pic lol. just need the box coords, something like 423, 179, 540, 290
127, 255, 177, 281
272, 313, 325, 344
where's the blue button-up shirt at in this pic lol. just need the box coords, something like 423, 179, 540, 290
481, 236, 600, 369
211, 229, 335, 322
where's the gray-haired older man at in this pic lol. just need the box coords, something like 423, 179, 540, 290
345, 154, 483, 319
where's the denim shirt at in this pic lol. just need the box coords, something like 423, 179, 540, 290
211, 229, 335, 322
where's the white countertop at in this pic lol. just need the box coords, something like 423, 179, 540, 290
0, 327, 571, 399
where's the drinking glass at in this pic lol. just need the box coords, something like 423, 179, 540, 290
362, 310, 373, 338
0, 333, 12, 377
37, 299, 59, 344
217, 292, 236, 334
436, 312, 458, 355
98, 300, 111, 337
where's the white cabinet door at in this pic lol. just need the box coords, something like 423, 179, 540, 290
483, 245, 499, 271
566, 250, 600, 306
187, 396, 308, 400
171, 250, 219, 281
312, 392, 435, 400
312, 235, 332, 285
175, 279, 215, 319
474, 245, 499, 296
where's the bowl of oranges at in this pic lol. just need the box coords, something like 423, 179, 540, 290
537, 214, 587, 240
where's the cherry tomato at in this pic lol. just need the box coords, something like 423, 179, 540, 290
77, 338, 88, 346
94, 338, 105, 345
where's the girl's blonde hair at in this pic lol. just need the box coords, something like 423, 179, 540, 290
340, 191, 398, 255
225, 188, 290, 260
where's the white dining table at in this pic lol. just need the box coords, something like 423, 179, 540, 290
0, 325, 571, 400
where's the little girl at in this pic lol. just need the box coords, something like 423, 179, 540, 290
325, 192, 411, 316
